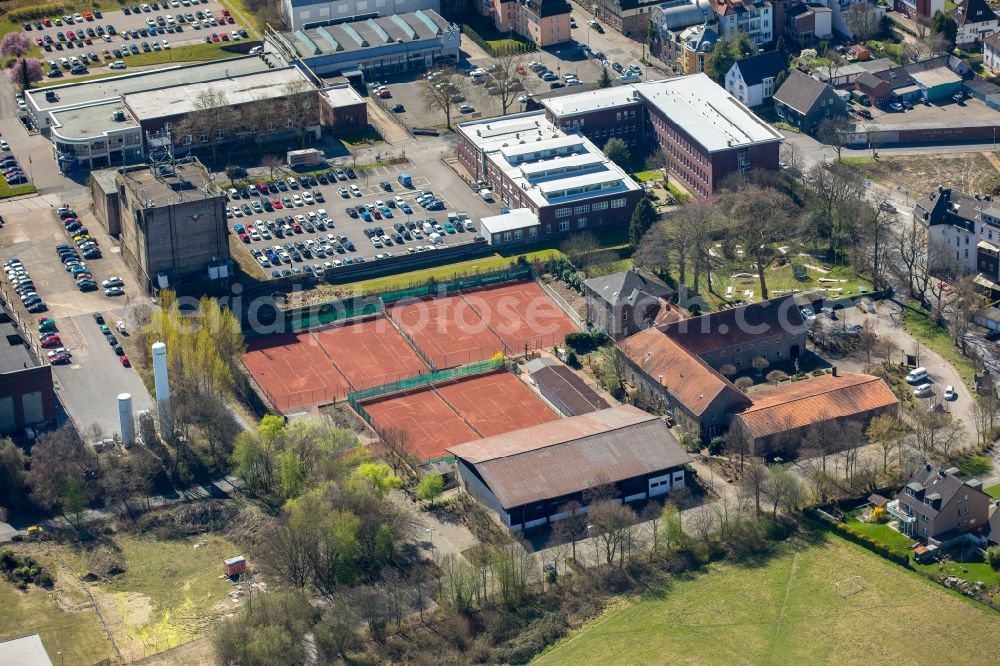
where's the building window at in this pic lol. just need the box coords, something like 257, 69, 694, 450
529, 227, 538, 238
181, 135, 192, 146
214, 129, 224, 139
610, 198, 627, 208
574, 204, 590, 215
577, 217, 587, 228
514, 229, 523, 240
559, 220, 570, 231
504, 231, 512, 241
592, 200, 609, 211
555, 207, 572, 218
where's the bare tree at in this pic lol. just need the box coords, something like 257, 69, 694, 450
667, 200, 718, 294
817, 116, 851, 163
910, 407, 965, 458
866, 414, 909, 473
752, 356, 770, 377
892, 219, 933, 305
763, 464, 804, 517
723, 185, 799, 299
739, 460, 768, 517
485, 53, 532, 115
725, 425, 752, 470
173, 89, 238, 163
802, 415, 841, 474
379, 427, 414, 474
261, 154, 284, 181
242, 94, 281, 154
845, 2, 882, 42
283, 80, 321, 148
422, 67, 466, 130
857, 196, 895, 290
766, 370, 788, 385
554, 500, 587, 562
589, 500, 638, 567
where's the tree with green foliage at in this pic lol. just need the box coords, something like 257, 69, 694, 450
350, 462, 403, 497
931, 10, 957, 49
629, 197, 658, 248
603, 137, 631, 170
416, 472, 445, 506
706, 37, 735, 83
214, 591, 318, 666
987, 545, 1000, 571
598, 66, 612, 88
0, 438, 27, 515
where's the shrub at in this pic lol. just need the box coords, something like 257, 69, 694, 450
564, 330, 608, 355
987, 546, 1000, 571
9, 4, 65, 22
707, 436, 726, 455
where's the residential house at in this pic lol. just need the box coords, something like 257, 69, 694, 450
726, 50, 787, 107
950, 0, 998, 47
854, 71, 893, 105
831, 0, 884, 39
710, 0, 774, 46
651, 0, 718, 68
850, 44, 871, 60
448, 405, 690, 532
984, 503, 1000, 547
914, 185, 1000, 275
893, 0, 944, 20
592, 0, 666, 40
888, 463, 991, 546
731, 369, 899, 455
479, 0, 572, 47
785, 3, 833, 40
584, 267, 679, 340
675, 23, 720, 74
773, 70, 847, 133
985, 30, 1000, 73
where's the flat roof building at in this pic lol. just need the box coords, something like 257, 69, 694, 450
115, 159, 231, 292
267, 10, 460, 78
448, 404, 689, 532
542, 73, 783, 197
281, 0, 440, 31
0, 635, 53, 666
457, 111, 643, 243
0, 309, 56, 436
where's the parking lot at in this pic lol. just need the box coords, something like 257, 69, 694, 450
227, 161, 491, 279
23, 1, 248, 79
859, 95, 999, 125
0, 194, 155, 436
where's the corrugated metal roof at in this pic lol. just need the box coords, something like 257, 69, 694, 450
448, 405, 688, 508
531, 364, 609, 416
619, 328, 748, 416
735, 372, 898, 439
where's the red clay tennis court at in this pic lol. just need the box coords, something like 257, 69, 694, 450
360, 370, 558, 461
309, 316, 431, 392
461, 281, 579, 355
436, 371, 558, 436
388, 295, 507, 369
244, 332, 351, 411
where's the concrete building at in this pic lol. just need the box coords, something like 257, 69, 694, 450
731, 370, 898, 455
115, 159, 231, 292
584, 267, 680, 340
889, 463, 991, 546
0, 307, 56, 436
280, 0, 440, 31
479, 0, 572, 47
457, 112, 644, 242
268, 10, 460, 78
894, 0, 944, 20
950, 0, 998, 47
448, 405, 690, 532
914, 186, 1000, 276
24, 56, 274, 171
542, 74, 783, 197
710, 0, 774, 46
479, 208, 541, 246
725, 50, 787, 107
773, 69, 846, 134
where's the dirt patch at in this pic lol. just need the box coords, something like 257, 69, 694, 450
844, 152, 1000, 197
541, 275, 586, 320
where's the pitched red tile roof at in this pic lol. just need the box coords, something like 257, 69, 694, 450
659, 295, 807, 356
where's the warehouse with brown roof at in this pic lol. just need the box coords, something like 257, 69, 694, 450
731, 370, 899, 454
447, 405, 689, 532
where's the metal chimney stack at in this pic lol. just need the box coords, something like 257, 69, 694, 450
151, 341, 171, 434
118, 393, 135, 448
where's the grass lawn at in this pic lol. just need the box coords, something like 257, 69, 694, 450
0, 182, 36, 199
121, 42, 240, 67
844, 517, 916, 552
0, 570, 111, 665
985, 483, 1000, 499
339, 127, 385, 148
955, 454, 993, 478
914, 560, 1000, 590
0, 532, 242, 663
533, 534, 1000, 665
902, 306, 977, 385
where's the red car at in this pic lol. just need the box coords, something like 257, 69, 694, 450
221, 33, 230, 41
42, 18, 52, 26
35, 37, 44, 46
41, 337, 62, 348
272, 200, 282, 209
371, 208, 382, 219
50, 353, 71, 365
83, 11, 93, 20
222, 8, 231, 16
289, 221, 301, 233
226, 16, 235, 24
67, 30, 76, 40
239, 232, 249, 243
210, 33, 220, 42
120, 354, 131, 367
257, 181, 268, 192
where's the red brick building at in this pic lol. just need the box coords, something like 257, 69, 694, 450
542, 73, 783, 197
0, 313, 56, 435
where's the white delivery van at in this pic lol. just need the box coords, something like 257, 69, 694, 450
422, 221, 433, 235
479, 188, 493, 201
429, 232, 443, 244
905, 367, 928, 384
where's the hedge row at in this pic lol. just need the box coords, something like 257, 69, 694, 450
804, 507, 911, 568
8, 3, 69, 22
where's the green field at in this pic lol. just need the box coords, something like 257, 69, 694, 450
534, 536, 999, 665
843, 517, 916, 551
986, 484, 1000, 499
0, 182, 36, 199
902, 306, 977, 385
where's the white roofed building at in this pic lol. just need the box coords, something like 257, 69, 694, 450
542, 73, 783, 197
457, 111, 644, 242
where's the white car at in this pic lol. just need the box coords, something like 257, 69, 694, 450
101, 277, 124, 288
943, 385, 957, 400
0, 140, 9, 151
800, 308, 816, 321
394, 195, 405, 206
161, 39, 171, 49
302, 191, 314, 204
292, 194, 303, 206
317, 208, 329, 218
350, 185, 362, 196
914, 383, 934, 398
109, 60, 126, 69
47, 347, 70, 358
116, 321, 127, 334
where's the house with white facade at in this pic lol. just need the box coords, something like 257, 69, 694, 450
951, 0, 999, 47
710, 0, 773, 46
914, 186, 1000, 276
726, 50, 787, 106
985, 30, 1000, 72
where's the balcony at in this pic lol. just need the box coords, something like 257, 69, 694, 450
886, 499, 916, 533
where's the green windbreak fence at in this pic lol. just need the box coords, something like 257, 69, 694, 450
348, 356, 504, 406
379, 265, 532, 304
289, 298, 382, 332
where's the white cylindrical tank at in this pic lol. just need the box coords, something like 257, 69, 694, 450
151, 341, 171, 434
118, 393, 135, 448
